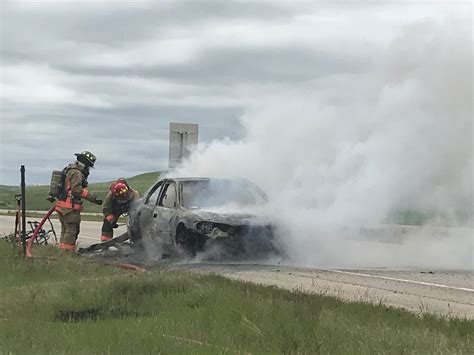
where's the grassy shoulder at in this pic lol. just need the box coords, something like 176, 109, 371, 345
0, 243, 472, 354
0, 210, 125, 223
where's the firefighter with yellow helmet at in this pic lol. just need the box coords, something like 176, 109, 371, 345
100, 178, 139, 242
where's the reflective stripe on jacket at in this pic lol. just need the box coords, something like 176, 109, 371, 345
55, 163, 90, 212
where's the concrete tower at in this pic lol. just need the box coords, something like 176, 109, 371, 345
169, 122, 199, 169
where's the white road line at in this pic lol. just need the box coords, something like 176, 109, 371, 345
0, 230, 100, 241
78, 236, 101, 241
1, 229, 102, 241
326, 269, 474, 293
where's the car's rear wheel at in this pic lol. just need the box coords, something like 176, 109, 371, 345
128, 213, 141, 244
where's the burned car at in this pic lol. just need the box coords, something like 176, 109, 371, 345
128, 177, 276, 257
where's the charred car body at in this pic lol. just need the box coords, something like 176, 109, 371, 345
128, 177, 276, 257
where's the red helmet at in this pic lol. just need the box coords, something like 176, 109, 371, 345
113, 182, 129, 199
110, 178, 128, 192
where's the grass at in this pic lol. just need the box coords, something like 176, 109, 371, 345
0, 242, 472, 354
0, 171, 160, 214
2, 170, 471, 226
388, 209, 449, 226
0, 210, 109, 222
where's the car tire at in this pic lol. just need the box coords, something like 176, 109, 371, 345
175, 226, 201, 256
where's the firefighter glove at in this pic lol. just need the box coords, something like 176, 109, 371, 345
88, 193, 101, 205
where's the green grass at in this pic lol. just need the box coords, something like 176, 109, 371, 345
3, 170, 471, 226
389, 209, 435, 226
0, 171, 160, 214
0, 210, 124, 223
0, 243, 472, 354
389, 209, 472, 227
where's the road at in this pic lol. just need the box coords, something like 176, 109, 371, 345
0, 215, 126, 247
2, 214, 473, 318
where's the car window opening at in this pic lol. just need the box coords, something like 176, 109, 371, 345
145, 182, 163, 205
160, 183, 177, 208
181, 179, 265, 209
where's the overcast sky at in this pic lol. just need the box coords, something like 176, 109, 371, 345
0, 0, 471, 185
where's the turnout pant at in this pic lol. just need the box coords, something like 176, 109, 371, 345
58, 210, 81, 250
101, 214, 118, 241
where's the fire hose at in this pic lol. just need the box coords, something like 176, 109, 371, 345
26, 206, 56, 258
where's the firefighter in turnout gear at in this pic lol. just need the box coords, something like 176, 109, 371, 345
100, 178, 139, 242
55, 151, 102, 251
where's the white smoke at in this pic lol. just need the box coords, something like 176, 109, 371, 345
177, 17, 473, 269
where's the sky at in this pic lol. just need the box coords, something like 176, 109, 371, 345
0, 0, 471, 187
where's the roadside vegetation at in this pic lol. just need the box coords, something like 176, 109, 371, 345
0, 242, 472, 354
1, 171, 468, 225
0, 171, 160, 214
0, 210, 109, 222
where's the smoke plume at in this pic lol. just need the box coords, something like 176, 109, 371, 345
177, 18, 473, 269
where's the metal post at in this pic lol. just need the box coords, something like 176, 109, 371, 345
20, 165, 26, 256
14, 195, 22, 252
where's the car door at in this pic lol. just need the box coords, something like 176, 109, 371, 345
152, 181, 178, 244
138, 180, 164, 241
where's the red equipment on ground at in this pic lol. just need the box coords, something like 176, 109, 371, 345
26, 206, 56, 258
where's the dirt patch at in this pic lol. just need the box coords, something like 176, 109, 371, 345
55, 308, 102, 322
55, 305, 156, 322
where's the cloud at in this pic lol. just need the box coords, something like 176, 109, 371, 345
1, 63, 111, 107
0, 0, 470, 187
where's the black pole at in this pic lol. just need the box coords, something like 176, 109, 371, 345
21, 165, 26, 256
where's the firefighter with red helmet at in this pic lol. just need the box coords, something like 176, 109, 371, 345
100, 178, 139, 242
55, 151, 102, 251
